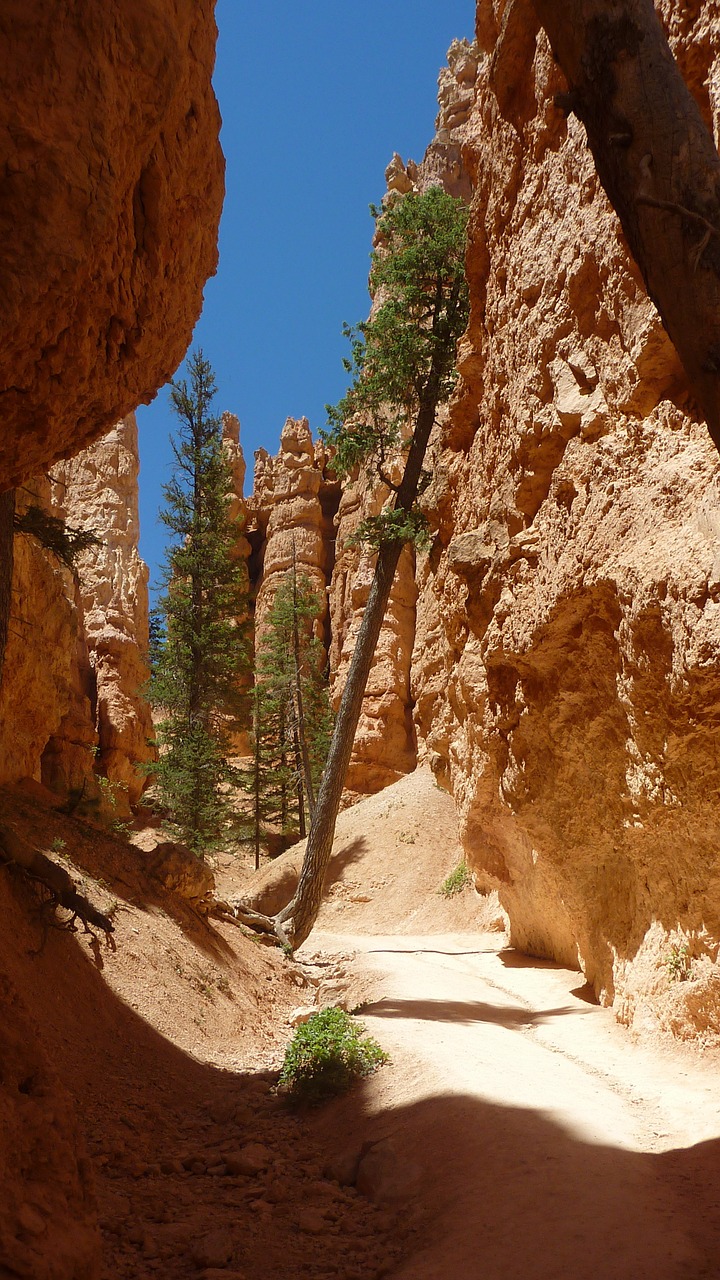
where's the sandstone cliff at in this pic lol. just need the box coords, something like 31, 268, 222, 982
0, 0, 223, 490
0, 10, 222, 1273
408, 0, 720, 1039
51, 416, 155, 812
0, 417, 153, 817
242, 18, 720, 1041
250, 417, 340, 651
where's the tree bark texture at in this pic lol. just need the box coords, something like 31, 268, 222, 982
0, 489, 15, 689
533, 0, 720, 450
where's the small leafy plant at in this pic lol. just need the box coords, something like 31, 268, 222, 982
439, 860, 472, 898
279, 1007, 388, 1104
665, 942, 692, 982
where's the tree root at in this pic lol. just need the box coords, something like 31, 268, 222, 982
208, 897, 294, 951
0, 821, 115, 947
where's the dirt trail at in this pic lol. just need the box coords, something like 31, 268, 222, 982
306, 929, 720, 1280
4, 769, 720, 1279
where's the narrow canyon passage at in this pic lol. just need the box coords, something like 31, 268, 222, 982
309, 931, 720, 1280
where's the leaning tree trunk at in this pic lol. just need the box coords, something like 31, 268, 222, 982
275, 537, 406, 946
0, 489, 15, 688
532, 0, 720, 450
275, 385, 439, 949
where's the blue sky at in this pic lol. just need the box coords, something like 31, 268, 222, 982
137, 1, 474, 595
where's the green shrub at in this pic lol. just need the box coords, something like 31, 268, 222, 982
665, 942, 692, 981
279, 1007, 388, 1104
439, 860, 472, 898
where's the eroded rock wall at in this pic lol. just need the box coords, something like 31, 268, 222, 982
51, 416, 154, 810
0, 478, 85, 792
250, 417, 340, 651
0, 11, 222, 1274
0, 0, 223, 490
410, 0, 720, 1037
0, 418, 153, 816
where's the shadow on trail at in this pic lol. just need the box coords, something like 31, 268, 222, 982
4, 841, 720, 1280
365, 947, 497, 957
316, 1077, 720, 1280
359, 995, 590, 1028
0, 860, 398, 1280
498, 946, 580, 972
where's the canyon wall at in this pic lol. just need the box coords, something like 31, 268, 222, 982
244, 15, 720, 1039
0, 0, 223, 491
246, 45, 478, 796
0, 417, 153, 817
409, 0, 720, 1038
0, 11, 222, 1274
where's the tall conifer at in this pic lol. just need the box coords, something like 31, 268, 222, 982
251, 560, 333, 858
149, 351, 250, 854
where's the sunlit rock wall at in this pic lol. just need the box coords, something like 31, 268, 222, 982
51, 415, 154, 809
411, 0, 720, 1038
250, 416, 340, 650
0, 418, 153, 815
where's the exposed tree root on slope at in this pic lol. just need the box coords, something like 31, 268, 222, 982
209, 897, 292, 950
0, 820, 115, 944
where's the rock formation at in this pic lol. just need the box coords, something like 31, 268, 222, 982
0, 0, 223, 491
250, 417, 340, 650
50, 416, 155, 811
0, 417, 153, 816
241, 17, 720, 1040
408, 0, 720, 1038
0, 11, 222, 1274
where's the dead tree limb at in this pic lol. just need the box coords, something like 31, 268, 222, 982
0, 822, 115, 942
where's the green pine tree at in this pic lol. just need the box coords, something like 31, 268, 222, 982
268, 185, 469, 947
250, 556, 333, 863
148, 350, 250, 854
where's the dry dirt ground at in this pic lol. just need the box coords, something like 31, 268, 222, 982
2, 768, 720, 1279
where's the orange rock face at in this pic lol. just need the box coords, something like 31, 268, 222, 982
0, 417, 154, 815
0, 0, 223, 489
51, 415, 155, 810
250, 417, 340, 649
408, 0, 720, 1035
